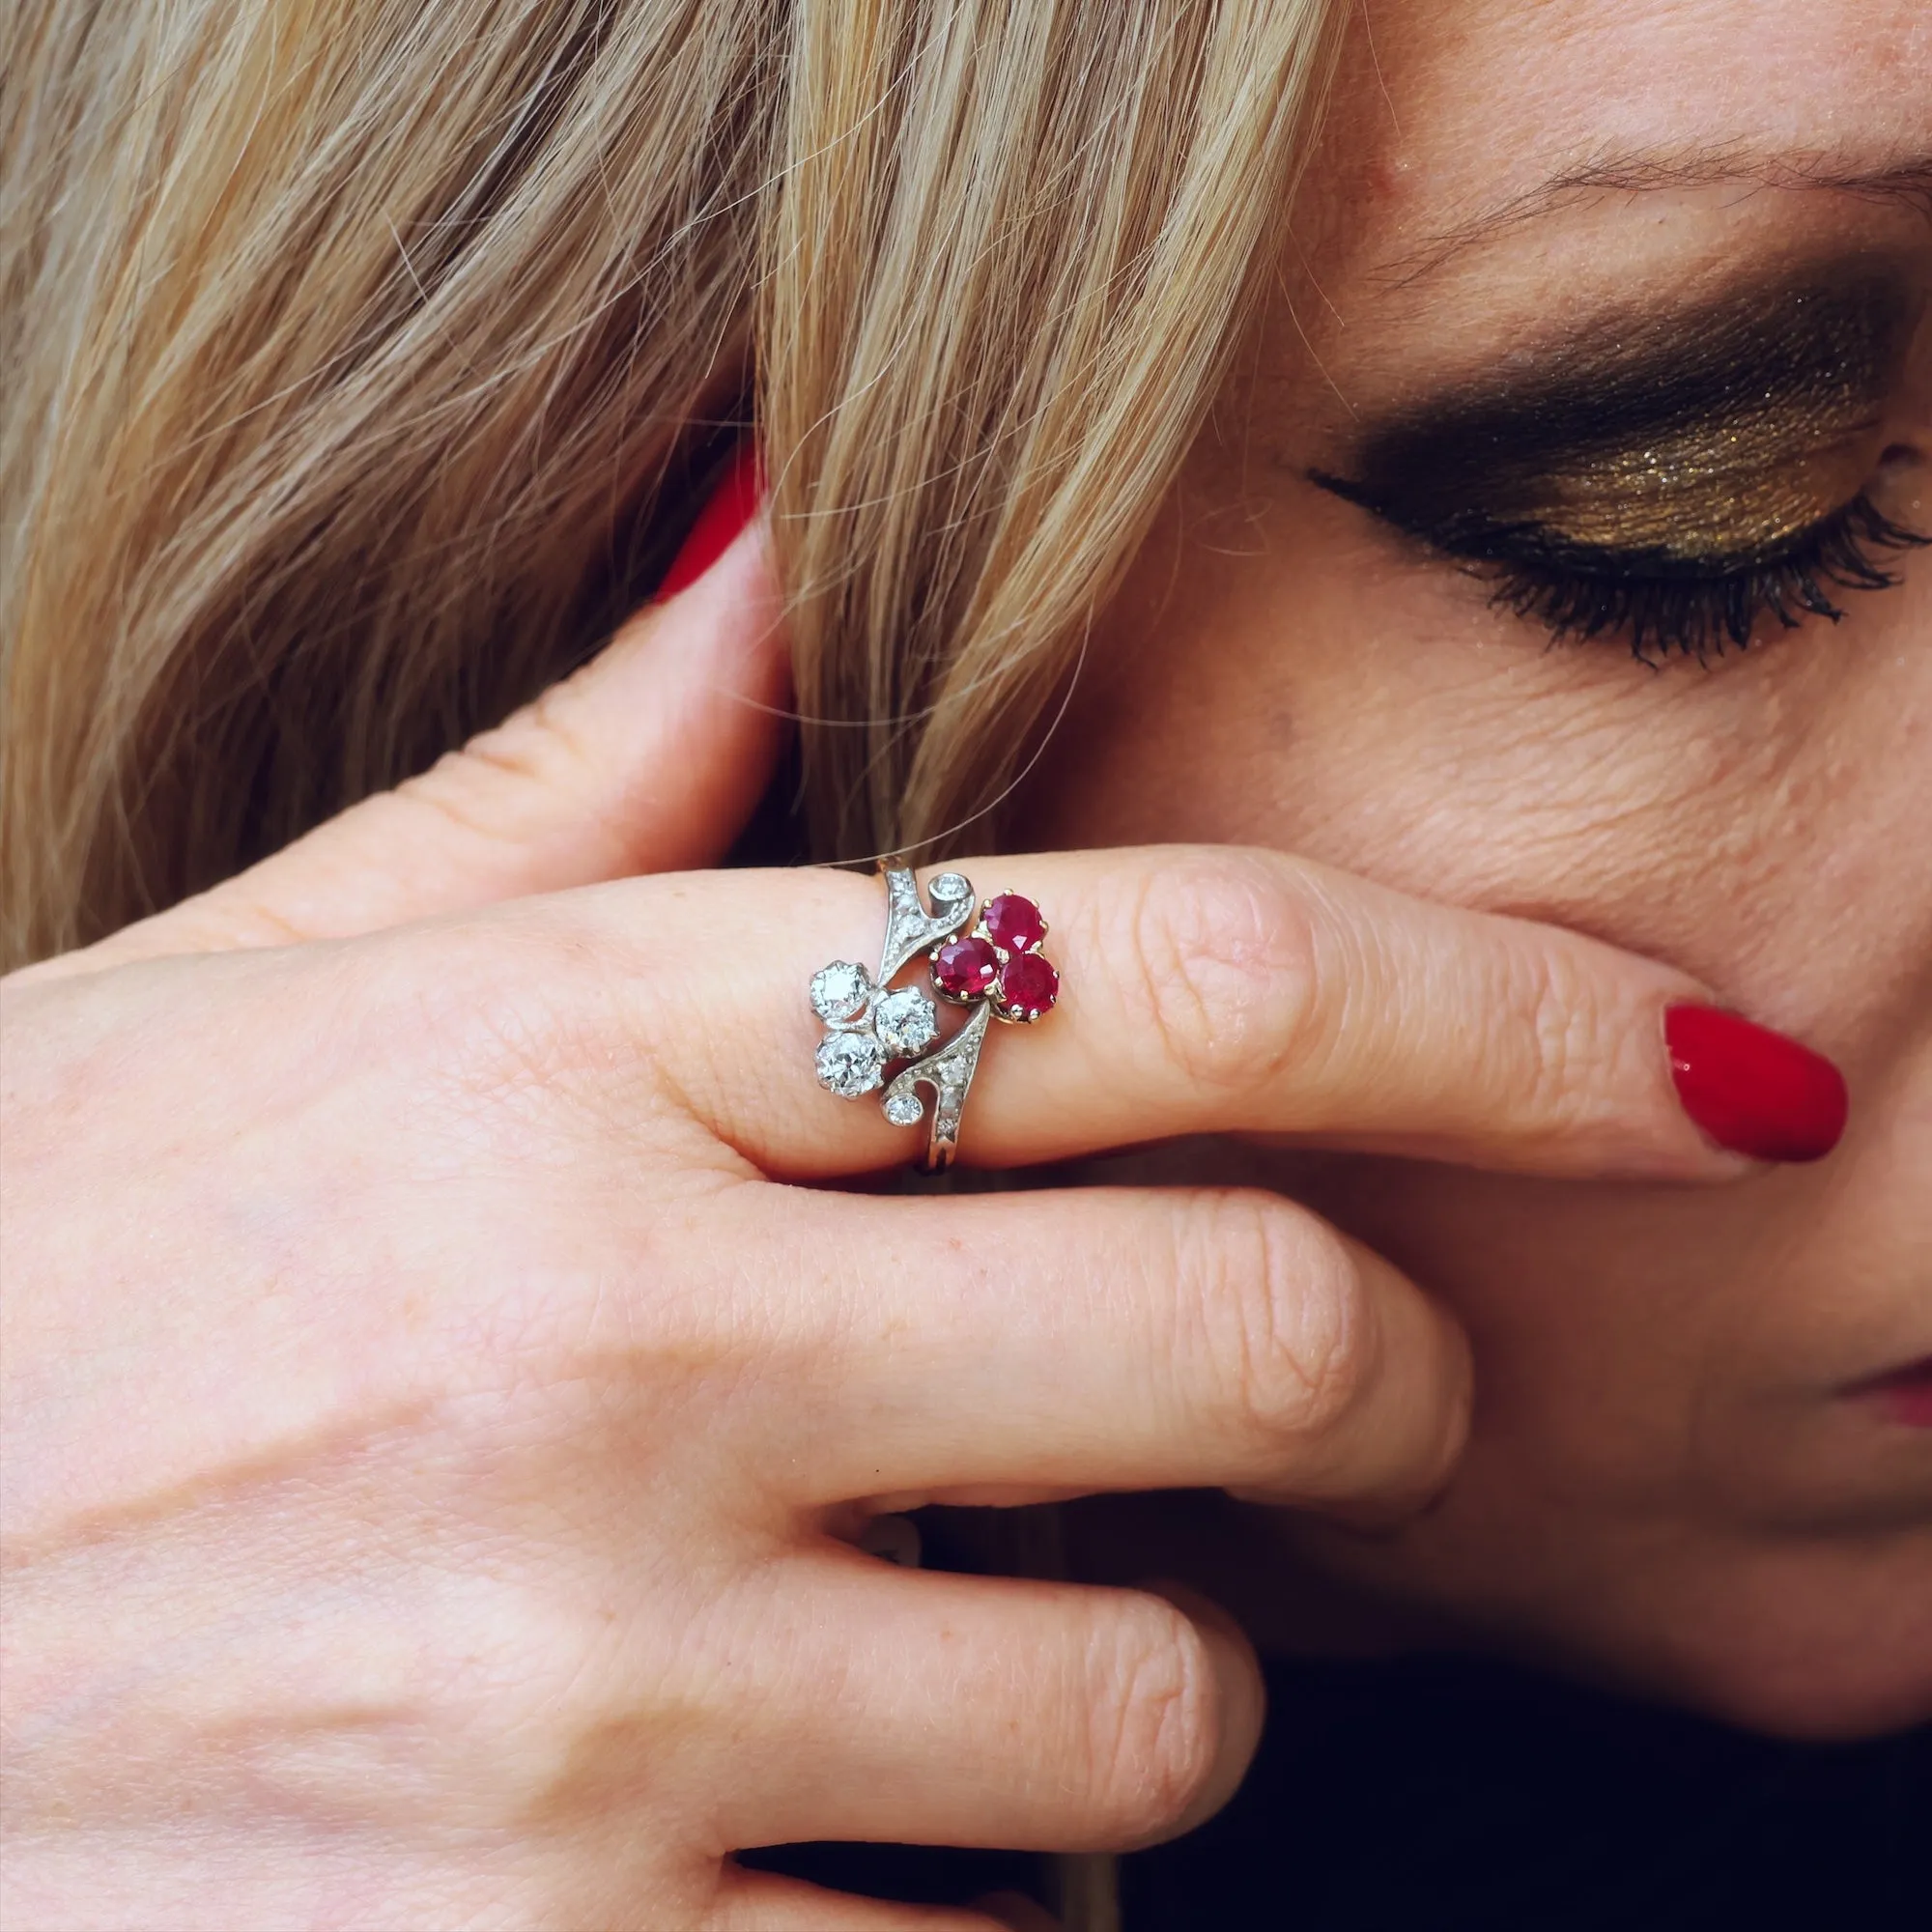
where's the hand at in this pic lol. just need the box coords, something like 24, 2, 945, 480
2, 516, 1747, 1929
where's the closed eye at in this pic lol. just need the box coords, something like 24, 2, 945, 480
1311, 470, 1926, 665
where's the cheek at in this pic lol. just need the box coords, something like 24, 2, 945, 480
1278, 1150, 1900, 1519
1048, 486, 1932, 1052
1043, 486, 1932, 1505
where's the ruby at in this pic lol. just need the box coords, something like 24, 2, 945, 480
996, 951, 1059, 1021
983, 893, 1046, 954
932, 934, 999, 1002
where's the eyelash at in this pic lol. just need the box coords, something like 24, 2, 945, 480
1473, 493, 1927, 666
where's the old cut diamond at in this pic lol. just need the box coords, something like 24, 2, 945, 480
815, 1030, 885, 1098
872, 985, 939, 1059
928, 871, 972, 903
810, 959, 872, 1023
883, 1091, 925, 1127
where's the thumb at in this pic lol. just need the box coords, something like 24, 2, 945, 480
73, 447, 788, 971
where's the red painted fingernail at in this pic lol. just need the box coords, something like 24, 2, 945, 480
653, 440, 764, 601
1664, 1005, 1848, 1163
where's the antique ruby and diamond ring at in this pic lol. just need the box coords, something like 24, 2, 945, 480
810, 863, 1060, 1171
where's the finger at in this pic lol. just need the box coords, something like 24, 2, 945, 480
625, 845, 1836, 1179
691, 1184, 1467, 1515
706, 1557, 1264, 1856
64, 445, 785, 973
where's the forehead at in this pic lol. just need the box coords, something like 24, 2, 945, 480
1281, 0, 1932, 397
1350, 0, 1931, 219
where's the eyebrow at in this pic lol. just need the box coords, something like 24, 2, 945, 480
1390, 145, 1932, 285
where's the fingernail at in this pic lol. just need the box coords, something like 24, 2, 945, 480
653, 440, 764, 601
1664, 1004, 1849, 1163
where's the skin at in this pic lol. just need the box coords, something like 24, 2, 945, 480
2, 3, 1925, 1926
1034, 0, 1932, 1738
14, 522, 1777, 1928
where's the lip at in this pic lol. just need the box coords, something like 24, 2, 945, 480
1845, 1356, 1932, 1429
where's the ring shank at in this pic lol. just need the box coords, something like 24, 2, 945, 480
881, 998, 992, 1172
809, 861, 1023, 1172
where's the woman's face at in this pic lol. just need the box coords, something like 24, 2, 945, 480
1037, 0, 1932, 1736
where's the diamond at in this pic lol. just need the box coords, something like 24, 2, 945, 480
983, 893, 1046, 954
815, 1030, 885, 1097
810, 960, 872, 1023
928, 871, 972, 902
873, 985, 939, 1058
995, 951, 1059, 1021
883, 1091, 925, 1127
932, 934, 1000, 1002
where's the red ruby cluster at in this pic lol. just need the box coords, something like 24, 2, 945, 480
931, 893, 1061, 1023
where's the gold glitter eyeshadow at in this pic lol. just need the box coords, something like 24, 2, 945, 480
1315, 265, 1921, 570
1530, 425, 1876, 563
1307, 258, 1927, 658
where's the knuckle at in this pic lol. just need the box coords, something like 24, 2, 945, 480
403, 693, 594, 847
1510, 940, 1616, 1133
360, 914, 582, 1096
453, 1586, 669, 1816
224, 1571, 599, 1823
395, 747, 518, 851
1179, 1190, 1376, 1454
1087, 1598, 1222, 1843
1115, 851, 1328, 1095
362, 906, 691, 1145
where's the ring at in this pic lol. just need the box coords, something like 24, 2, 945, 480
809, 862, 1061, 1172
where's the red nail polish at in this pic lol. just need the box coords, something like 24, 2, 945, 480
1664, 1005, 1848, 1163
653, 440, 764, 601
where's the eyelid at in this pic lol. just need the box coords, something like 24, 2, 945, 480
1309, 467, 1926, 663
1311, 269, 1925, 545
1313, 459, 1856, 574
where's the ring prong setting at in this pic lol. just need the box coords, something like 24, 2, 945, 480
810, 867, 1058, 1169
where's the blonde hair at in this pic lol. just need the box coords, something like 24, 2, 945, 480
3, 0, 1341, 969
1, 3, 1342, 1910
